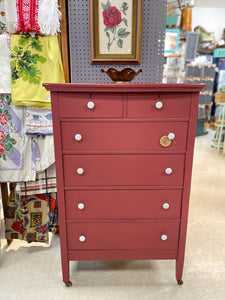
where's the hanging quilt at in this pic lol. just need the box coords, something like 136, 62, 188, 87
26, 107, 53, 135
0, 94, 36, 182
4, 0, 61, 35
11, 34, 65, 109
0, 33, 11, 94
5, 184, 58, 243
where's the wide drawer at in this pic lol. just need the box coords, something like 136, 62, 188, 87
63, 154, 185, 186
61, 122, 188, 152
58, 92, 123, 118
127, 93, 191, 118
65, 190, 182, 219
67, 222, 180, 250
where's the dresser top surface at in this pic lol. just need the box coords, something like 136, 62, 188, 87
43, 83, 205, 93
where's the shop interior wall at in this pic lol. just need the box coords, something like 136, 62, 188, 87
68, 0, 167, 83
193, 0, 225, 42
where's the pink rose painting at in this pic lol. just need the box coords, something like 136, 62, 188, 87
101, 1, 130, 51
103, 7, 121, 27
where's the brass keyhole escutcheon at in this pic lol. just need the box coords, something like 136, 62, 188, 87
160, 135, 172, 148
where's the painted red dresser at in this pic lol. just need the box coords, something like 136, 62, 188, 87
44, 83, 204, 286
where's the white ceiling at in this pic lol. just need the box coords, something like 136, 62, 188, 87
195, 0, 225, 7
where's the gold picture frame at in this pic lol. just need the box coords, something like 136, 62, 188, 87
89, 0, 142, 64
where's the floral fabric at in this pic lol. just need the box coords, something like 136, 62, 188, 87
0, 94, 55, 182
3, 0, 17, 34
0, 0, 6, 34
0, 33, 11, 94
4, 0, 61, 35
11, 34, 65, 109
5, 184, 58, 243
26, 107, 53, 135
0, 94, 36, 182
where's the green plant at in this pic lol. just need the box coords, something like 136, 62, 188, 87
11, 36, 47, 85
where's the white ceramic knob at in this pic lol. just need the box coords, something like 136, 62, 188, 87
78, 203, 85, 210
168, 133, 175, 140
163, 203, 170, 210
77, 168, 84, 175
165, 168, 173, 175
87, 101, 95, 109
156, 101, 163, 109
79, 235, 86, 242
75, 134, 82, 141
161, 234, 167, 241
161, 234, 168, 241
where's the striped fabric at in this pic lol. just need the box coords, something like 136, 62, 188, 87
17, 163, 57, 196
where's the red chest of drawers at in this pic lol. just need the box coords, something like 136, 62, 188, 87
44, 83, 204, 286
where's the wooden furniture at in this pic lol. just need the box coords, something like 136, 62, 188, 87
44, 83, 204, 286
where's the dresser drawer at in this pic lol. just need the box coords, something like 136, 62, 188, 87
59, 92, 123, 118
65, 190, 182, 219
67, 222, 179, 250
127, 93, 191, 118
61, 122, 188, 152
63, 154, 185, 186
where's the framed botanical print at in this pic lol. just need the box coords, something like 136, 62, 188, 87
89, 0, 142, 64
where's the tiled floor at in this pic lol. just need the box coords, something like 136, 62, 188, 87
0, 130, 225, 300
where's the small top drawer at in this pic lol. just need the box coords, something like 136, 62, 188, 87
58, 92, 123, 118
127, 93, 191, 118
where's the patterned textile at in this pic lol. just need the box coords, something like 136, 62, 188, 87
17, 163, 57, 196
0, 33, 11, 94
32, 135, 55, 172
11, 34, 65, 109
3, 0, 17, 34
38, 0, 61, 35
16, 0, 40, 34
5, 184, 58, 243
26, 107, 53, 135
0, 94, 36, 182
0, 94, 55, 182
0, 0, 6, 34
4, 0, 61, 35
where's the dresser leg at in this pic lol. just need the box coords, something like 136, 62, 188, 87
176, 258, 184, 285
62, 259, 72, 286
